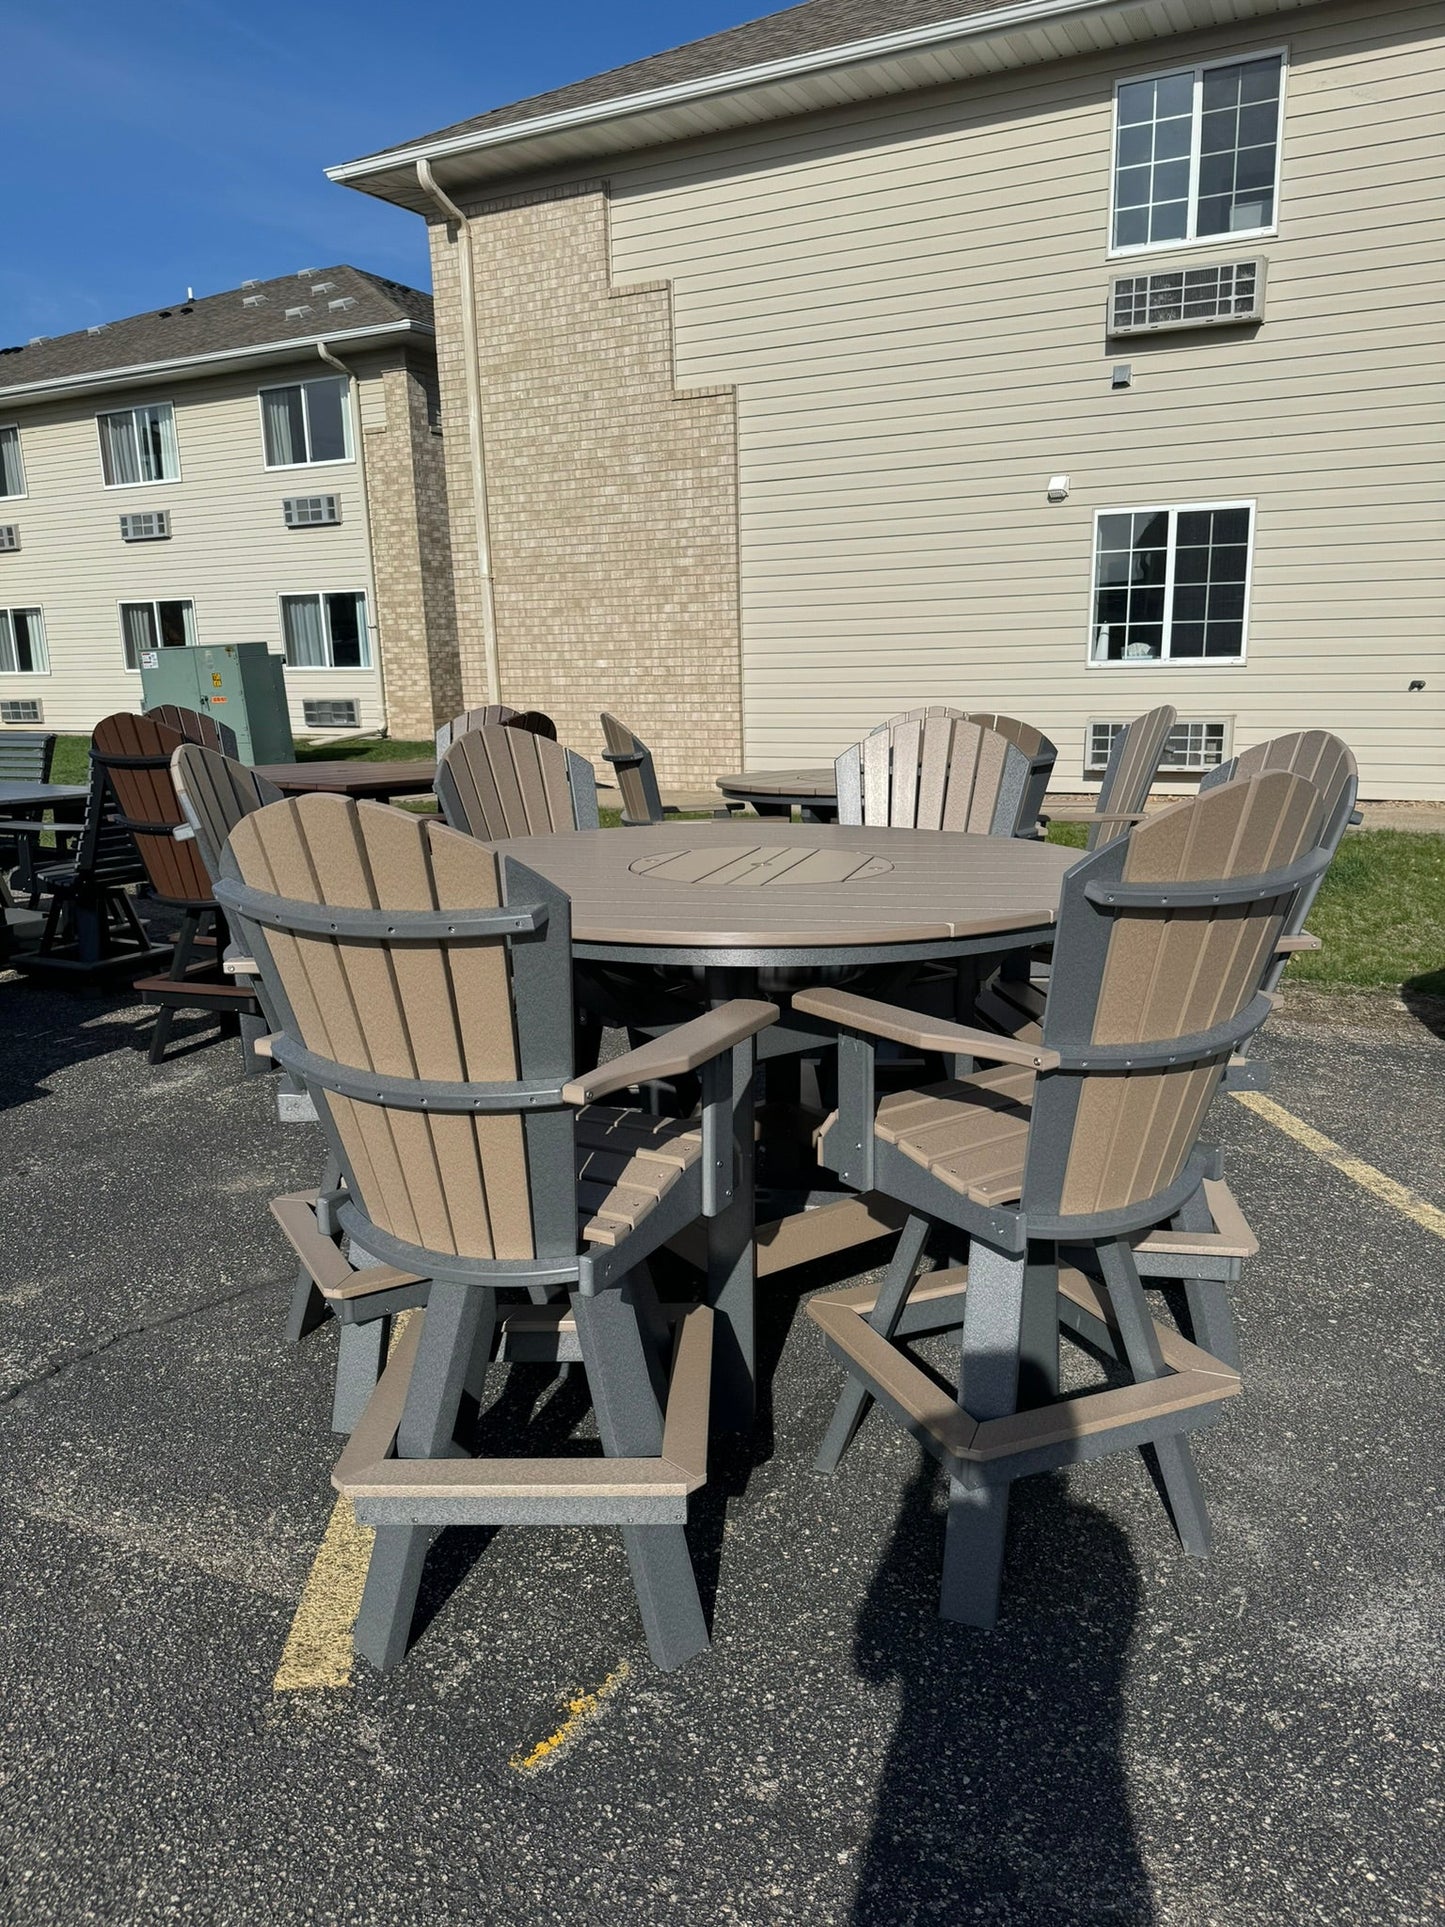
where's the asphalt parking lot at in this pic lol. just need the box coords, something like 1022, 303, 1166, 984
1, 972, 1441, 1926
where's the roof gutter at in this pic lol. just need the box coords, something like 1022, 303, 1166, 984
328, 0, 1139, 181
0, 318, 430, 405
415, 158, 502, 707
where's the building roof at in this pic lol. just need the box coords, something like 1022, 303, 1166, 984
352, 0, 1015, 162
0, 265, 432, 401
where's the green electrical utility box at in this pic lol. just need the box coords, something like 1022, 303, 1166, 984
138, 642, 294, 765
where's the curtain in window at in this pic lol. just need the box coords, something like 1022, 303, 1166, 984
100, 413, 140, 487
282, 595, 326, 666
263, 388, 307, 466
137, 404, 178, 482
0, 427, 22, 497
0, 611, 15, 673
121, 602, 157, 669
10, 610, 47, 673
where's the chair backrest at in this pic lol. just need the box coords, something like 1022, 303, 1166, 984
600, 712, 665, 827
1199, 729, 1358, 986
435, 724, 599, 841
143, 703, 239, 759
171, 742, 285, 881
435, 704, 521, 754
836, 715, 1034, 836
963, 714, 1058, 830
1090, 703, 1177, 846
0, 731, 55, 783
1025, 770, 1329, 1228
65, 759, 147, 890
215, 795, 577, 1271
91, 713, 213, 908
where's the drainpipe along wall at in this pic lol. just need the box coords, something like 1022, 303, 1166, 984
416, 158, 502, 706
315, 339, 388, 733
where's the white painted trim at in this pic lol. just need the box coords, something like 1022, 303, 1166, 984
277, 588, 373, 671
1086, 499, 1256, 669
96, 398, 183, 491
257, 373, 356, 471
0, 423, 27, 502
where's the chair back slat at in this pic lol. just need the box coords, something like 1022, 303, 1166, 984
91, 713, 213, 907
435, 724, 598, 841
1032, 771, 1327, 1220
143, 703, 238, 758
223, 796, 551, 1262
1092, 703, 1176, 844
839, 716, 1033, 836
170, 743, 284, 880
435, 704, 520, 754
0, 732, 55, 782
962, 714, 1057, 829
600, 712, 666, 827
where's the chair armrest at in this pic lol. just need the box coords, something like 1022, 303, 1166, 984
223, 956, 258, 976
1040, 807, 1147, 827
561, 1000, 778, 1105
792, 987, 1060, 1070
1275, 932, 1322, 954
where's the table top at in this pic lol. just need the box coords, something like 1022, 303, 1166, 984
489, 822, 1076, 961
716, 765, 837, 800
255, 760, 437, 798
0, 781, 91, 808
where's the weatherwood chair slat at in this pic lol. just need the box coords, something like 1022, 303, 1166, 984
1043, 703, 1178, 848
600, 712, 669, 827
434, 705, 559, 754
792, 770, 1328, 1628
838, 715, 1037, 839
875, 710, 1059, 836
435, 723, 599, 840
216, 793, 776, 1674
90, 714, 260, 1063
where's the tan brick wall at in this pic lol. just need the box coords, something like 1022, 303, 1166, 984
427, 183, 742, 787
363, 350, 461, 740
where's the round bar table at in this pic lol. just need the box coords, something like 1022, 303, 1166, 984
254, 759, 437, 801
487, 821, 1077, 1425
715, 766, 838, 822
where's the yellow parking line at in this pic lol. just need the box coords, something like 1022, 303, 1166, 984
272, 1496, 374, 1692
1233, 1090, 1445, 1241
510, 1662, 632, 1775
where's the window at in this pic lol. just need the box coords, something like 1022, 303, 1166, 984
1112, 53, 1284, 253
0, 607, 49, 674
282, 494, 341, 528
1091, 505, 1252, 663
0, 525, 18, 552
119, 510, 171, 542
281, 591, 369, 669
302, 698, 361, 729
0, 425, 24, 498
120, 598, 196, 669
98, 402, 180, 486
1087, 718, 1229, 774
260, 377, 351, 468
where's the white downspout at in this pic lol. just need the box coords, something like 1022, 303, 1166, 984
315, 339, 388, 733
416, 158, 502, 705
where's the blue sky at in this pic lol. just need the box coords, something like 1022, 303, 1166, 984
1, 0, 767, 342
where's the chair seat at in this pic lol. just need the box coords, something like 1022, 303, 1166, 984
874, 1063, 1035, 1206
575, 1107, 704, 1246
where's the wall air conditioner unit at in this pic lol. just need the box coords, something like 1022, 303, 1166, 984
282, 494, 341, 528
1, 698, 42, 723
302, 698, 360, 730
0, 524, 18, 552
1087, 718, 1232, 777
119, 510, 171, 542
1109, 260, 1265, 337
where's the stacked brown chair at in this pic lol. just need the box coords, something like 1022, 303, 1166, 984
434, 705, 557, 754
1043, 703, 1177, 848
90, 713, 260, 1062
435, 723, 599, 839
219, 793, 776, 1673
792, 771, 1331, 1627
838, 714, 1038, 838
600, 713, 667, 827
144, 703, 238, 758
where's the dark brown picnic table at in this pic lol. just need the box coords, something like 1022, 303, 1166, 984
253, 760, 437, 801
715, 765, 838, 821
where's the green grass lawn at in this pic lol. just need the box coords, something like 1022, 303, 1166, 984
46, 736, 1445, 998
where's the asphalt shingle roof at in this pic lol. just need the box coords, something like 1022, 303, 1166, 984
345, 0, 1024, 165
0, 266, 431, 395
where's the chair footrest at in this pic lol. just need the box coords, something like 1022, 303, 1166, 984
133, 969, 259, 1013
809, 1266, 1239, 1473
335, 1302, 713, 1526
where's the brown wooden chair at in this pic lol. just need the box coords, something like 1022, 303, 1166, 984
600, 712, 667, 827
434, 705, 557, 754
792, 770, 1330, 1627
143, 702, 239, 758
217, 794, 776, 1674
90, 714, 260, 1062
1043, 703, 1177, 848
435, 723, 599, 839
838, 714, 1036, 837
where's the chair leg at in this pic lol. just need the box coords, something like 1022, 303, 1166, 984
287, 1264, 329, 1344
1096, 1239, 1213, 1557
147, 908, 201, 1063
940, 1240, 1028, 1628
353, 1524, 436, 1675
815, 1211, 931, 1474
1169, 1181, 1241, 1372
574, 1282, 709, 1672
331, 1317, 390, 1434
704, 1032, 758, 1431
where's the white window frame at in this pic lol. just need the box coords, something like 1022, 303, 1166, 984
0, 606, 49, 676
258, 377, 354, 471
1087, 500, 1256, 669
1108, 47, 1288, 260
0, 424, 26, 501
278, 589, 372, 671
118, 596, 199, 672
96, 400, 182, 489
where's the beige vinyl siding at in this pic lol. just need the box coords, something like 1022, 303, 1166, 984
0, 359, 385, 738
597, 0, 1444, 796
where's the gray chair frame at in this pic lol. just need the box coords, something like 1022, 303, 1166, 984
435, 724, 599, 839
600, 712, 667, 827
216, 795, 776, 1675
793, 770, 1331, 1628
1044, 703, 1177, 848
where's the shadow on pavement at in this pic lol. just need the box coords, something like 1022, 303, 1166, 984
852, 1466, 1154, 1927
1400, 975, 1445, 1041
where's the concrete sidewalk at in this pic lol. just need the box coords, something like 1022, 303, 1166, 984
0, 971, 1440, 1925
